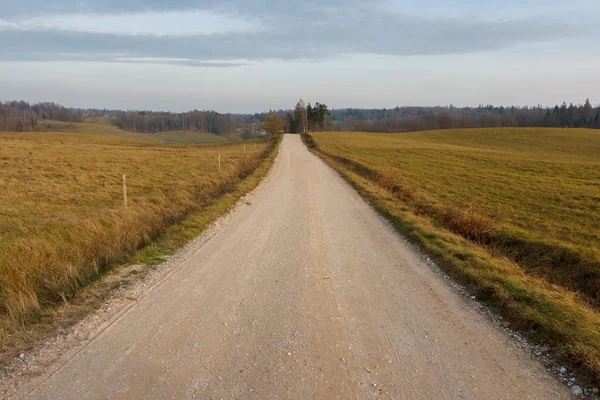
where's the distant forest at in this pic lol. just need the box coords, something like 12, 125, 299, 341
0, 101, 245, 135
0, 101, 83, 132
329, 100, 600, 132
255, 99, 600, 133
1, 98, 599, 134
113, 110, 240, 135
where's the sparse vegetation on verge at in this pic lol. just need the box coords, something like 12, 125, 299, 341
304, 128, 600, 379
0, 128, 277, 339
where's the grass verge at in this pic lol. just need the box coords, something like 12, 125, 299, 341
303, 130, 600, 381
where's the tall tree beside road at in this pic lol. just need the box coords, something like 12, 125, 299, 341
294, 100, 308, 133
262, 112, 284, 138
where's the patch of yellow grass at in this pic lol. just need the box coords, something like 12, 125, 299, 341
0, 130, 273, 336
306, 128, 600, 378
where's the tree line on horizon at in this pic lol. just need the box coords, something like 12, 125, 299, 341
0, 101, 83, 132
113, 110, 240, 135
328, 99, 600, 132
250, 99, 600, 133
0, 101, 247, 135
2, 98, 599, 134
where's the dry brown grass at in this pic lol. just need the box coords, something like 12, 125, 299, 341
0, 130, 274, 337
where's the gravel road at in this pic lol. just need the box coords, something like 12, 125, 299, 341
20, 135, 568, 399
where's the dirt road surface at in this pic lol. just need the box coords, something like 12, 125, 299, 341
19, 135, 568, 399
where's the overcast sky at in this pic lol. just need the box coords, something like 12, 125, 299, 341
1, 0, 599, 113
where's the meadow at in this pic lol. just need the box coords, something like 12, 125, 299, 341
307, 128, 600, 377
33, 118, 244, 144
0, 129, 274, 337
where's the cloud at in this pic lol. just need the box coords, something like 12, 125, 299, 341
1, 0, 343, 19
0, 10, 260, 36
114, 57, 252, 67
0, 0, 597, 66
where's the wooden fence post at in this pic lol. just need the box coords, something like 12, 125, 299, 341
218, 153, 221, 173
122, 174, 128, 207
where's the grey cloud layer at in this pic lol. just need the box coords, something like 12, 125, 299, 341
3, 0, 341, 18
0, 0, 595, 66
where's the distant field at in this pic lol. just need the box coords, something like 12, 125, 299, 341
307, 128, 600, 376
35, 119, 235, 144
0, 130, 273, 335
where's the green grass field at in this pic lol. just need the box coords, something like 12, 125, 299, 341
0, 129, 274, 337
307, 128, 600, 378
